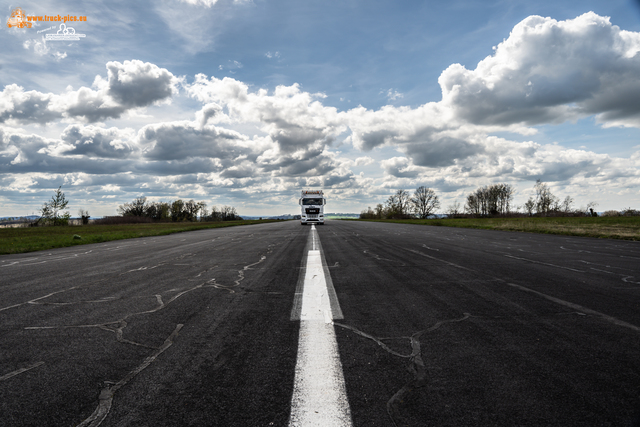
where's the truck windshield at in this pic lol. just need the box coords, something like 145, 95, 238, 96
302, 198, 323, 205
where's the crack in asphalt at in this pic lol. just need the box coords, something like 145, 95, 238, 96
0, 286, 79, 312
334, 313, 471, 427
504, 254, 586, 273
0, 250, 94, 268
234, 255, 267, 288
24, 284, 206, 347
4, 238, 278, 424
76, 324, 184, 427
0, 361, 45, 382
362, 250, 406, 266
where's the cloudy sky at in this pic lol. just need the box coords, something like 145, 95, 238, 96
2, 0, 640, 217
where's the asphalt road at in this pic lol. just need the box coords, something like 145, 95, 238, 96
1, 220, 639, 426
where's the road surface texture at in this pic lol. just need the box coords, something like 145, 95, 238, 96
1, 220, 639, 426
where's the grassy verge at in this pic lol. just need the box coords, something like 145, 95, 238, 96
0, 220, 281, 255
354, 216, 640, 241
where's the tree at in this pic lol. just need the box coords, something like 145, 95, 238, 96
184, 200, 200, 221
197, 201, 208, 221
385, 189, 411, 218
374, 203, 384, 219
411, 186, 440, 219
220, 205, 239, 221
465, 192, 480, 215
118, 197, 147, 217
446, 201, 461, 217
209, 205, 222, 221
534, 180, 557, 216
171, 199, 185, 221
146, 201, 171, 221
78, 209, 90, 225
523, 198, 536, 216
41, 186, 70, 226
495, 183, 515, 215
360, 206, 376, 219
561, 196, 574, 214
464, 183, 514, 216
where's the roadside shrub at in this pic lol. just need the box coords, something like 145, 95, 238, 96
93, 216, 154, 225
621, 208, 640, 217
602, 210, 620, 217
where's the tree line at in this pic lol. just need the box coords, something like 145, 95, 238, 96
29, 187, 242, 227
360, 186, 441, 219
117, 197, 240, 222
361, 180, 608, 219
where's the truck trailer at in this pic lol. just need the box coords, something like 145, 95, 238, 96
299, 190, 325, 225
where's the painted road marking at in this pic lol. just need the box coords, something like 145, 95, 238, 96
289, 225, 352, 427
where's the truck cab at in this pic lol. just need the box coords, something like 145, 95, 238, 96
299, 190, 325, 225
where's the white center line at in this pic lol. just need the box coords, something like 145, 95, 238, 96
289, 225, 352, 427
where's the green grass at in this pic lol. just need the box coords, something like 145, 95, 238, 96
0, 220, 280, 255
354, 216, 640, 241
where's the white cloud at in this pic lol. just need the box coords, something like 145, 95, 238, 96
438, 12, 640, 128
138, 120, 253, 162
0, 60, 180, 125
186, 75, 346, 158
385, 89, 403, 101
60, 125, 137, 159
177, 0, 250, 6
354, 156, 375, 166
22, 37, 67, 61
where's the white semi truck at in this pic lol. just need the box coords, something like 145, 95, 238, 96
299, 190, 326, 225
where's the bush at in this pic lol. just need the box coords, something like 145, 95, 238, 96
93, 216, 154, 225
621, 208, 640, 217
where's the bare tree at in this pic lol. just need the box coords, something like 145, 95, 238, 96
465, 192, 481, 215
221, 206, 239, 221
523, 198, 536, 216
374, 203, 384, 219
464, 183, 514, 216
209, 205, 221, 221
395, 189, 410, 216
385, 189, 411, 218
446, 200, 461, 217
360, 207, 376, 219
411, 186, 440, 219
561, 196, 574, 214
534, 180, 557, 216
496, 183, 515, 214
197, 201, 208, 221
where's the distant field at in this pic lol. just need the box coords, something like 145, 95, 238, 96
355, 216, 640, 241
0, 220, 280, 255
